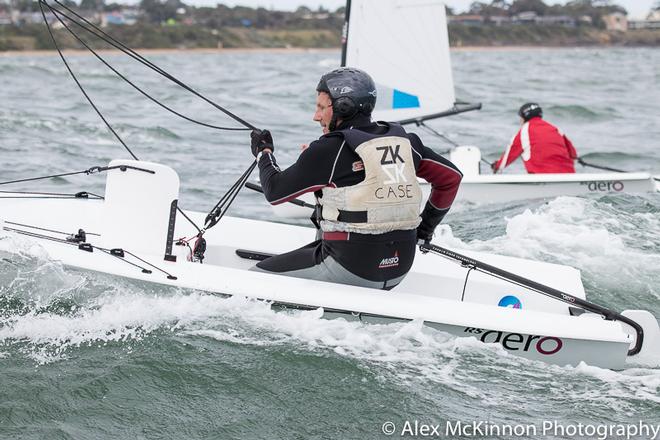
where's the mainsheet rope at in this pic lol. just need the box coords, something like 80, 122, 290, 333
578, 157, 660, 181
41, 0, 256, 131
417, 121, 494, 167
30, 0, 263, 240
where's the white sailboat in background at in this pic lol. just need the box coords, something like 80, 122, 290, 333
271, 0, 658, 218
342, 0, 481, 123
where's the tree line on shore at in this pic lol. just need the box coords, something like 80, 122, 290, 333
5, 0, 345, 29
461, 0, 629, 28
1, 0, 658, 51
5, 0, 646, 28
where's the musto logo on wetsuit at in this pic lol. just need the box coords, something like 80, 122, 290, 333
320, 124, 423, 234
379, 250, 400, 269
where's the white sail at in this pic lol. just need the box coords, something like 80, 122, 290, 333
343, 0, 456, 122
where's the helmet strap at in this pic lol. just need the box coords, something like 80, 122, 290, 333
329, 113, 339, 132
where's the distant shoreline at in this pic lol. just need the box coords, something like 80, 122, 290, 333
0, 47, 338, 56
3, 45, 658, 57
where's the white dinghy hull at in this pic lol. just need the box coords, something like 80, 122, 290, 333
451, 146, 659, 204
457, 172, 657, 204
1, 160, 658, 370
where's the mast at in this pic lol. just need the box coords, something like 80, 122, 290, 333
341, 0, 351, 67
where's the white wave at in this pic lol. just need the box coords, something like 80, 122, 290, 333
442, 197, 659, 302
0, 232, 52, 261
0, 291, 236, 347
0, 233, 87, 305
572, 363, 660, 405
0, 275, 658, 407
468, 197, 626, 258
0, 284, 488, 401
185, 303, 496, 399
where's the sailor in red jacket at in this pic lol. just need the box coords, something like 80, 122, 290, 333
492, 103, 578, 174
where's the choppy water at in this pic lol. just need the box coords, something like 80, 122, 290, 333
1, 48, 659, 439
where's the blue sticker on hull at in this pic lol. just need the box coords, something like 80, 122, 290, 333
498, 295, 522, 309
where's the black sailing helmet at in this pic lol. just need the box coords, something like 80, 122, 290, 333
316, 67, 377, 130
518, 103, 543, 121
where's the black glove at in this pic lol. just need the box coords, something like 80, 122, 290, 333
250, 129, 274, 158
417, 219, 434, 244
417, 201, 449, 244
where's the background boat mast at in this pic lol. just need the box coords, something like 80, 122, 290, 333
341, 0, 351, 66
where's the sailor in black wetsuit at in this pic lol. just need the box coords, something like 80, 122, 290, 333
249, 67, 462, 290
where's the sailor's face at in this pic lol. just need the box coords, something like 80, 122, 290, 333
314, 92, 334, 134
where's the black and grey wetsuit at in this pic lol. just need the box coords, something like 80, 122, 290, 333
255, 116, 462, 290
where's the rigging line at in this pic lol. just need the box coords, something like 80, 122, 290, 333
0, 168, 100, 186
44, 6, 208, 234
0, 196, 97, 199
46, 0, 179, 77
0, 190, 104, 199
0, 164, 153, 187
471, 267, 600, 315
4, 226, 161, 276
41, 1, 244, 234
578, 158, 659, 182
419, 122, 493, 166
50, 0, 168, 77
45, 5, 248, 132
209, 162, 255, 214
421, 244, 599, 316
4, 227, 77, 244
458, 260, 587, 313
418, 122, 457, 148
204, 161, 257, 230
3, 221, 101, 236
121, 249, 177, 279
45, 0, 258, 131
39, 1, 138, 160
460, 266, 473, 302
79, 191, 104, 199
48, 0, 180, 83
205, 169, 250, 223
212, 162, 257, 226
41, 2, 242, 234
92, 247, 154, 274
432, 248, 546, 299
176, 207, 202, 235
577, 157, 626, 173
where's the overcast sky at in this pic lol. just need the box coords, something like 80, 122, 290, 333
203, 1, 655, 19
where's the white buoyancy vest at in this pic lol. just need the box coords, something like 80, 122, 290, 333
320, 123, 422, 234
